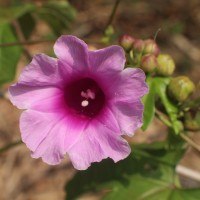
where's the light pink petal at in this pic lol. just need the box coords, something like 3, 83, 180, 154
29, 92, 64, 113
96, 105, 120, 135
9, 84, 62, 109
89, 45, 125, 71
100, 67, 148, 102
21, 110, 87, 165
17, 54, 62, 86
68, 106, 130, 170
68, 119, 130, 170
20, 110, 61, 152
92, 119, 131, 163
54, 35, 89, 71
111, 100, 144, 136
117, 68, 148, 101
67, 131, 103, 170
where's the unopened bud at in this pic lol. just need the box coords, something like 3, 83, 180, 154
104, 25, 114, 36
184, 112, 200, 131
140, 54, 157, 73
143, 39, 160, 56
119, 34, 135, 52
133, 39, 145, 53
168, 76, 195, 102
156, 54, 175, 76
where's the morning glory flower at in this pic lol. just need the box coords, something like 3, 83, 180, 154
9, 35, 148, 170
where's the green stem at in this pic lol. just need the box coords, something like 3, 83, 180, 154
12, 19, 32, 61
180, 132, 200, 152
155, 109, 200, 153
155, 108, 172, 127
0, 39, 55, 47
0, 140, 22, 153
104, 0, 121, 31
0, 38, 103, 48
180, 97, 200, 111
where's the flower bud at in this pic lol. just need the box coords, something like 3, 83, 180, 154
104, 25, 114, 36
119, 34, 135, 52
140, 54, 157, 73
143, 39, 160, 56
184, 111, 200, 131
156, 54, 175, 76
168, 76, 195, 102
133, 39, 145, 53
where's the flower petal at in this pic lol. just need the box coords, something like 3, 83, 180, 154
9, 84, 62, 109
17, 54, 62, 86
20, 110, 60, 152
21, 110, 87, 165
92, 68, 148, 103
89, 45, 125, 71
54, 35, 89, 71
96, 105, 121, 135
68, 119, 130, 170
104, 68, 148, 102
111, 100, 144, 136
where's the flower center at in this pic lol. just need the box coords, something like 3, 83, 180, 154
80, 89, 95, 107
64, 78, 105, 118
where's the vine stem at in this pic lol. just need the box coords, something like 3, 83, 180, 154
155, 109, 200, 153
180, 132, 200, 152
104, 0, 121, 32
0, 38, 103, 48
0, 140, 22, 154
0, 39, 55, 47
155, 108, 172, 127
12, 20, 32, 61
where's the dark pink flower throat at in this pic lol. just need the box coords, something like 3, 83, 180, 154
64, 78, 105, 118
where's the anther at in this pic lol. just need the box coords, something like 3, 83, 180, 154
81, 89, 95, 100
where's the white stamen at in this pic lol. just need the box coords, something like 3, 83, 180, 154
87, 89, 95, 99
81, 100, 89, 107
81, 89, 95, 100
81, 91, 88, 99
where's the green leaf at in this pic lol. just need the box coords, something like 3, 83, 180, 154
142, 77, 156, 130
0, 4, 35, 23
142, 77, 177, 131
36, 1, 76, 36
65, 147, 199, 200
18, 12, 36, 40
0, 23, 22, 85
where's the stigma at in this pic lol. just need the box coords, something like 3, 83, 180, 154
81, 100, 89, 107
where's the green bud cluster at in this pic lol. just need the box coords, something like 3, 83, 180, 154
140, 54, 157, 73
133, 39, 145, 53
119, 34, 135, 52
156, 54, 175, 76
184, 111, 200, 131
134, 39, 160, 73
143, 39, 160, 56
119, 33, 200, 143
168, 76, 195, 102
119, 34, 177, 76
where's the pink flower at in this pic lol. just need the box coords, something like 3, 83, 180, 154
9, 35, 148, 170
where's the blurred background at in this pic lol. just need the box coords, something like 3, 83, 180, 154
0, 0, 200, 199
